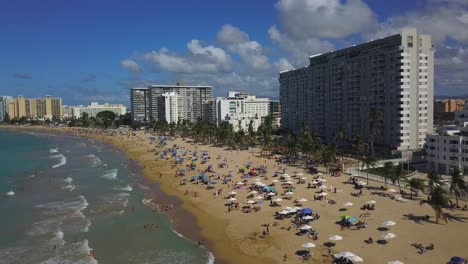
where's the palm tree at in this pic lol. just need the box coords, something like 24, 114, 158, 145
360, 154, 377, 184
427, 170, 442, 193
320, 144, 337, 171
449, 168, 468, 206
407, 178, 425, 199
390, 166, 407, 193
420, 186, 449, 223
352, 134, 367, 157
382, 162, 395, 185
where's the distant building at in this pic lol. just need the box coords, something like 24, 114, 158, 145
130, 84, 213, 123
434, 99, 464, 113
215, 91, 273, 132
0, 96, 12, 121
6, 96, 62, 120
62, 106, 74, 119
426, 105, 468, 175
130, 88, 150, 123
157, 92, 179, 123
280, 28, 434, 155
72, 102, 127, 118
269, 100, 281, 128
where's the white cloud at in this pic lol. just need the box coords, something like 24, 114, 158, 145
274, 0, 375, 39
216, 24, 249, 45
121, 59, 143, 73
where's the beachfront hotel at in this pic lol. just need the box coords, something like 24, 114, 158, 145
71, 102, 127, 118
0, 96, 12, 122
5, 95, 62, 120
130, 84, 213, 123
279, 28, 434, 156
214, 91, 277, 132
426, 103, 468, 175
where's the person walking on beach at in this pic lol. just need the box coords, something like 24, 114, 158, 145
283, 253, 287, 261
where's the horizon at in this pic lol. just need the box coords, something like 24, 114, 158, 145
1, 0, 468, 105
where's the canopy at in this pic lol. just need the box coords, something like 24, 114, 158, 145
329, 235, 343, 241
302, 242, 316, 248
383, 220, 396, 227
300, 208, 313, 214
382, 233, 396, 240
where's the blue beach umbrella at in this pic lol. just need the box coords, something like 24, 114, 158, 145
300, 208, 313, 214
191, 176, 199, 180
200, 172, 206, 177
210, 181, 217, 185
450, 256, 465, 263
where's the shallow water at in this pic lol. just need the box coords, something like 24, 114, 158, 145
0, 129, 212, 264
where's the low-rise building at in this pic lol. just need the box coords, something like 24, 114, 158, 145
72, 102, 126, 118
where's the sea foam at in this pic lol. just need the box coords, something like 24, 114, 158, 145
50, 148, 59, 153
6, 190, 15, 196
114, 185, 132, 192
87, 154, 102, 167
64, 177, 73, 183
50, 154, 67, 168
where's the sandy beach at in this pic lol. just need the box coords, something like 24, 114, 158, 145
6, 126, 468, 264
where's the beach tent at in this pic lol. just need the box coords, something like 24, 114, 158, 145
300, 208, 313, 214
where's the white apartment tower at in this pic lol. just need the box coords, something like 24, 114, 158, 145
158, 92, 179, 123
279, 28, 434, 155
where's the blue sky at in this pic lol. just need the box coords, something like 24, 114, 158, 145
1, 0, 468, 105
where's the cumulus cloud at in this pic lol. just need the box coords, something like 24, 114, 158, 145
13, 73, 32, 80
121, 59, 143, 73
274, 0, 375, 39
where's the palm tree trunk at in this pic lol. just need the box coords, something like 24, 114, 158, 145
455, 195, 459, 207
398, 180, 402, 194
366, 172, 369, 185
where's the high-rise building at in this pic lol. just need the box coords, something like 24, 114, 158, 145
0, 96, 12, 121
215, 91, 273, 132
72, 102, 127, 118
6, 96, 62, 120
130, 88, 150, 123
157, 92, 179, 123
280, 28, 434, 155
130, 84, 213, 123
434, 99, 464, 113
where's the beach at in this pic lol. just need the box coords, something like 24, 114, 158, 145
5, 126, 468, 264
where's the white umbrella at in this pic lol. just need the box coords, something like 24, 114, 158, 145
303, 215, 314, 220
254, 196, 264, 200
334, 251, 355, 258
255, 178, 261, 181
293, 206, 302, 210
317, 178, 327, 182
273, 198, 283, 202
278, 210, 289, 215
282, 174, 290, 178
319, 185, 327, 189
299, 225, 312, 230
356, 181, 367, 186
317, 172, 322, 175
297, 173, 304, 176
310, 180, 319, 185
300, 176, 307, 180
236, 182, 244, 185
366, 200, 377, 204
388, 188, 397, 193
267, 192, 276, 196
348, 255, 363, 262
388, 261, 404, 264
343, 202, 353, 207
285, 191, 294, 195
288, 208, 297, 213
383, 220, 396, 227
285, 181, 294, 184
283, 206, 293, 210
246, 200, 256, 204
302, 242, 316, 248
382, 233, 396, 240
249, 190, 258, 194
272, 179, 279, 183
229, 191, 237, 195
329, 235, 343, 241
227, 197, 237, 201
298, 198, 308, 203
318, 192, 328, 197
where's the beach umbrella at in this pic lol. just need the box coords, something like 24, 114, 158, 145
285, 181, 294, 184
450, 257, 465, 263
236, 182, 244, 185
302, 242, 316, 248
229, 191, 237, 195
282, 174, 290, 177
272, 179, 279, 183
317, 178, 327, 182
302, 215, 314, 220
388, 188, 397, 193
334, 251, 356, 259
227, 197, 237, 201
297, 173, 304, 176
246, 200, 256, 204
293, 206, 302, 210
340, 215, 351, 220
317, 172, 322, 175
318, 192, 328, 196
343, 202, 353, 207
288, 208, 298, 213
300, 176, 307, 180
300, 208, 313, 214
298, 198, 308, 203
382, 233, 396, 240
356, 181, 367, 186
285, 191, 294, 195
299, 225, 312, 230
310, 180, 319, 185
383, 220, 396, 227
273, 198, 283, 202
254, 196, 264, 200
267, 192, 276, 196
278, 210, 290, 215
249, 190, 258, 194
329, 235, 343, 241
283, 206, 293, 210
366, 200, 377, 204
388, 261, 404, 264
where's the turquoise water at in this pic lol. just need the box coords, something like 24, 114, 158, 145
0, 130, 212, 264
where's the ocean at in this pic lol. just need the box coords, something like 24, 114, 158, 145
0, 129, 213, 264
